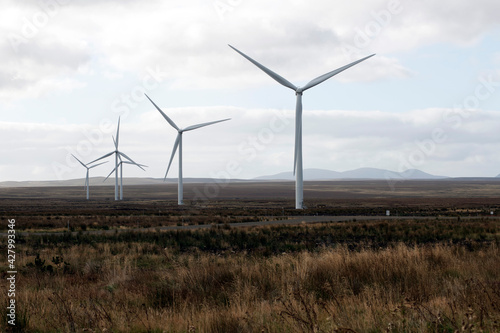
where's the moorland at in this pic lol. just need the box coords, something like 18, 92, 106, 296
1, 179, 500, 332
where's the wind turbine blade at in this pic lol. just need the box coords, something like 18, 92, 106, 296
115, 117, 121, 149
183, 118, 231, 132
88, 151, 114, 165
71, 154, 87, 168
229, 45, 297, 91
122, 161, 148, 168
301, 54, 375, 92
112, 135, 117, 150
121, 161, 148, 172
88, 161, 108, 169
117, 151, 134, 163
103, 166, 117, 182
118, 152, 145, 171
144, 94, 180, 131
165, 133, 181, 179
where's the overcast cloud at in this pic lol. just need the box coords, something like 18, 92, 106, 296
0, 0, 499, 181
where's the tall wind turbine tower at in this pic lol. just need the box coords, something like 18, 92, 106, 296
229, 45, 375, 209
145, 94, 230, 205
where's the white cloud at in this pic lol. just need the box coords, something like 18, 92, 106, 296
2, 107, 500, 181
9, 0, 500, 98
1, 0, 500, 181
2, 0, 498, 99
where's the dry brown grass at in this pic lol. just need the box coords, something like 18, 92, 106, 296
3, 230, 500, 332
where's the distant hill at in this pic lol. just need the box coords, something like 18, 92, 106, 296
0, 168, 451, 188
255, 168, 342, 181
0, 177, 163, 188
0, 177, 251, 188
254, 167, 448, 181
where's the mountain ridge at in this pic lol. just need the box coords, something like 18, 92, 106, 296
254, 167, 448, 181
0, 168, 450, 188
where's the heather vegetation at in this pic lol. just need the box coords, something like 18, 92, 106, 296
1, 195, 499, 232
2, 218, 500, 332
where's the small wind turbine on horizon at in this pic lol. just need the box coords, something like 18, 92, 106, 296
72, 155, 107, 200
104, 160, 148, 200
88, 117, 146, 200
145, 94, 230, 205
229, 44, 375, 209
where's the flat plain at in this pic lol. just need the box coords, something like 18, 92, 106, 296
1, 179, 500, 332
2, 179, 500, 232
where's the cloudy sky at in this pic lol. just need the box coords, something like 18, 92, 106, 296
1, 0, 500, 182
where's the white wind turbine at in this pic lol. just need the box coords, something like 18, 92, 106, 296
72, 155, 107, 200
88, 117, 146, 200
229, 45, 375, 209
104, 160, 148, 200
145, 94, 230, 205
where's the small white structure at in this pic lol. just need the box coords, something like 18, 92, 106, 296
386, 210, 390, 216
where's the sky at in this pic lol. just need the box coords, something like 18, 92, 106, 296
1, 0, 500, 182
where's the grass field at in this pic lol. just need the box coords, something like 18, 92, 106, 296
1, 180, 500, 332
2, 220, 500, 332
1, 180, 500, 232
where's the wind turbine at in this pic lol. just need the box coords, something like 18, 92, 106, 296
145, 94, 230, 205
88, 117, 146, 200
104, 160, 148, 200
229, 44, 375, 209
72, 155, 107, 200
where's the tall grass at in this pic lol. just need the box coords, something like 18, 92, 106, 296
2, 220, 500, 332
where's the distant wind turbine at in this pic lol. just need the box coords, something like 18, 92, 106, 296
145, 94, 230, 205
88, 117, 146, 200
72, 154, 107, 200
229, 44, 375, 209
104, 160, 148, 200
